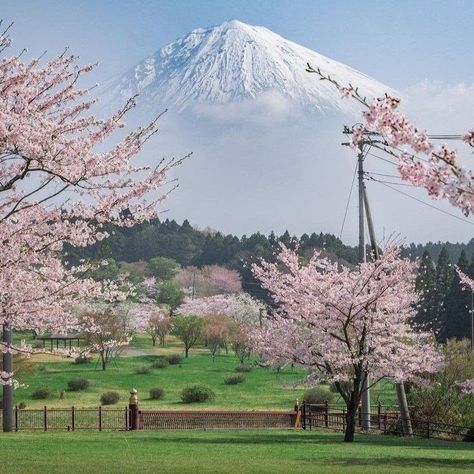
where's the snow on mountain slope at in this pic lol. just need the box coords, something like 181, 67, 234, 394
101, 20, 394, 114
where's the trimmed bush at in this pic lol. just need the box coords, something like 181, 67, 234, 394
74, 354, 91, 365
302, 386, 335, 405
181, 385, 215, 403
32, 387, 49, 400
165, 354, 182, 365
224, 374, 246, 385
67, 378, 89, 391
234, 365, 252, 373
152, 358, 169, 369
135, 365, 152, 375
18, 401, 27, 409
464, 426, 474, 442
149, 388, 165, 400
100, 391, 120, 405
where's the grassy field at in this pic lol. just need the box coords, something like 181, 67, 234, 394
15, 334, 397, 409
1, 430, 473, 474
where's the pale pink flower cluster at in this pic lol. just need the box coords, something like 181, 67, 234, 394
177, 293, 264, 325
456, 266, 474, 292
175, 265, 241, 297
354, 95, 474, 215
459, 378, 474, 395
310, 65, 474, 216
251, 246, 444, 387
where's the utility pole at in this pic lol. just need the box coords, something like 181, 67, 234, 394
2, 323, 13, 432
363, 174, 413, 436
471, 290, 473, 351
358, 144, 370, 431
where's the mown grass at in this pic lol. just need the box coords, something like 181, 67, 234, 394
15, 333, 397, 409
1, 430, 473, 474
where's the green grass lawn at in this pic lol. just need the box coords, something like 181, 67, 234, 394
15, 333, 397, 410
1, 430, 473, 474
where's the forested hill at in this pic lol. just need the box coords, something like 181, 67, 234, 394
66, 218, 474, 341
68, 218, 474, 268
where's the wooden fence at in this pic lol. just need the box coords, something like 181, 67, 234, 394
0, 407, 295, 431
139, 409, 296, 430
302, 403, 474, 441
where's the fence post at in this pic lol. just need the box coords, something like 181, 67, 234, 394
44, 406, 47, 431
383, 412, 387, 434
14, 405, 18, 432
125, 406, 129, 431
377, 402, 381, 430
302, 401, 306, 430
72, 406, 75, 432
99, 406, 102, 432
324, 400, 329, 428
426, 420, 430, 439
128, 388, 139, 430
358, 405, 362, 427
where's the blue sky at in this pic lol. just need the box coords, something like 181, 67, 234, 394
3, 0, 473, 88
2, 1, 474, 243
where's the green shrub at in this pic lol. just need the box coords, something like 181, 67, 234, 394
303, 386, 335, 405
67, 378, 89, 391
135, 365, 152, 375
32, 387, 49, 400
152, 358, 169, 369
181, 385, 215, 403
234, 365, 252, 373
224, 374, 246, 385
464, 426, 474, 442
165, 354, 182, 365
18, 401, 27, 409
74, 354, 91, 364
149, 388, 165, 400
100, 391, 120, 405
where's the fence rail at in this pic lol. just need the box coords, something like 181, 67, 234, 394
139, 409, 296, 430
0, 407, 295, 431
301, 403, 474, 442
0, 407, 128, 431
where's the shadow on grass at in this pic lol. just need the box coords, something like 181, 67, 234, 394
133, 431, 474, 452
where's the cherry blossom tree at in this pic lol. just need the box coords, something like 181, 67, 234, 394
201, 314, 235, 360
252, 246, 443, 442
79, 309, 132, 371
145, 308, 171, 346
177, 293, 264, 326
0, 22, 187, 430
175, 265, 241, 297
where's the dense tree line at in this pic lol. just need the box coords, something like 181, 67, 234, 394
415, 248, 474, 341
66, 218, 474, 340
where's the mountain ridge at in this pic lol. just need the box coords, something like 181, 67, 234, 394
100, 19, 394, 114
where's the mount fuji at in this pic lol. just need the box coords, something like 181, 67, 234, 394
96, 21, 463, 246
101, 20, 393, 114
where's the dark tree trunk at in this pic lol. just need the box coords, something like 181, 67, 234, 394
2, 323, 13, 432
344, 399, 358, 442
185, 346, 189, 358
100, 351, 107, 371
151, 336, 156, 347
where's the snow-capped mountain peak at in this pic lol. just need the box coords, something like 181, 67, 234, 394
102, 20, 393, 113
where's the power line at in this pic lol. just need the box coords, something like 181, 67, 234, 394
365, 151, 399, 167
366, 175, 415, 188
339, 161, 358, 239
369, 178, 474, 226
